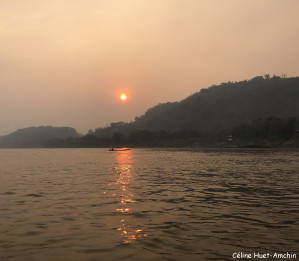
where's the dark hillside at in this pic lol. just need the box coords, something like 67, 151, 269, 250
0, 126, 80, 148
2, 75, 298, 148
97, 75, 299, 134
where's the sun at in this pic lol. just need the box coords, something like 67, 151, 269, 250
120, 93, 127, 101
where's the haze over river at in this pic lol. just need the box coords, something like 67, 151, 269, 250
0, 148, 298, 261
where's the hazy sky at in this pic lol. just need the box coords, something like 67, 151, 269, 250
1, 0, 298, 135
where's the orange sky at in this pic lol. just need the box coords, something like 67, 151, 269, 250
0, 0, 299, 134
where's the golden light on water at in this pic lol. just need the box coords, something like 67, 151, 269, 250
112, 150, 148, 244
117, 208, 130, 213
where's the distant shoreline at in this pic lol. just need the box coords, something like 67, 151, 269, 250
1, 144, 298, 149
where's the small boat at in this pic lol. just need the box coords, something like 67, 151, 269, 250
109, 148, 131, 151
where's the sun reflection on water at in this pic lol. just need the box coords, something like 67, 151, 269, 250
112, 150, 147, 244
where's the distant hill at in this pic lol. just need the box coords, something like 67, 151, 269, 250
2, 75, 298, 148
96, 75, 299, 135
0, 126, 80, 148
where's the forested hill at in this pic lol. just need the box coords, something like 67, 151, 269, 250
0, 126, 80, 148
96, 75, 299, 135
1, 75, 298, 148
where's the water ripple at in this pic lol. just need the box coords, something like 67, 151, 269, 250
0, 148, 298, 260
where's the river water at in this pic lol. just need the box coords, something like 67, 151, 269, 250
0, 148, 298, 261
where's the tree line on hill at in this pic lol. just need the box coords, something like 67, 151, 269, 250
0, 126, 79, 148
91, 75, 299, 137
1, 75, 298, 148
44, 116, 298, 148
